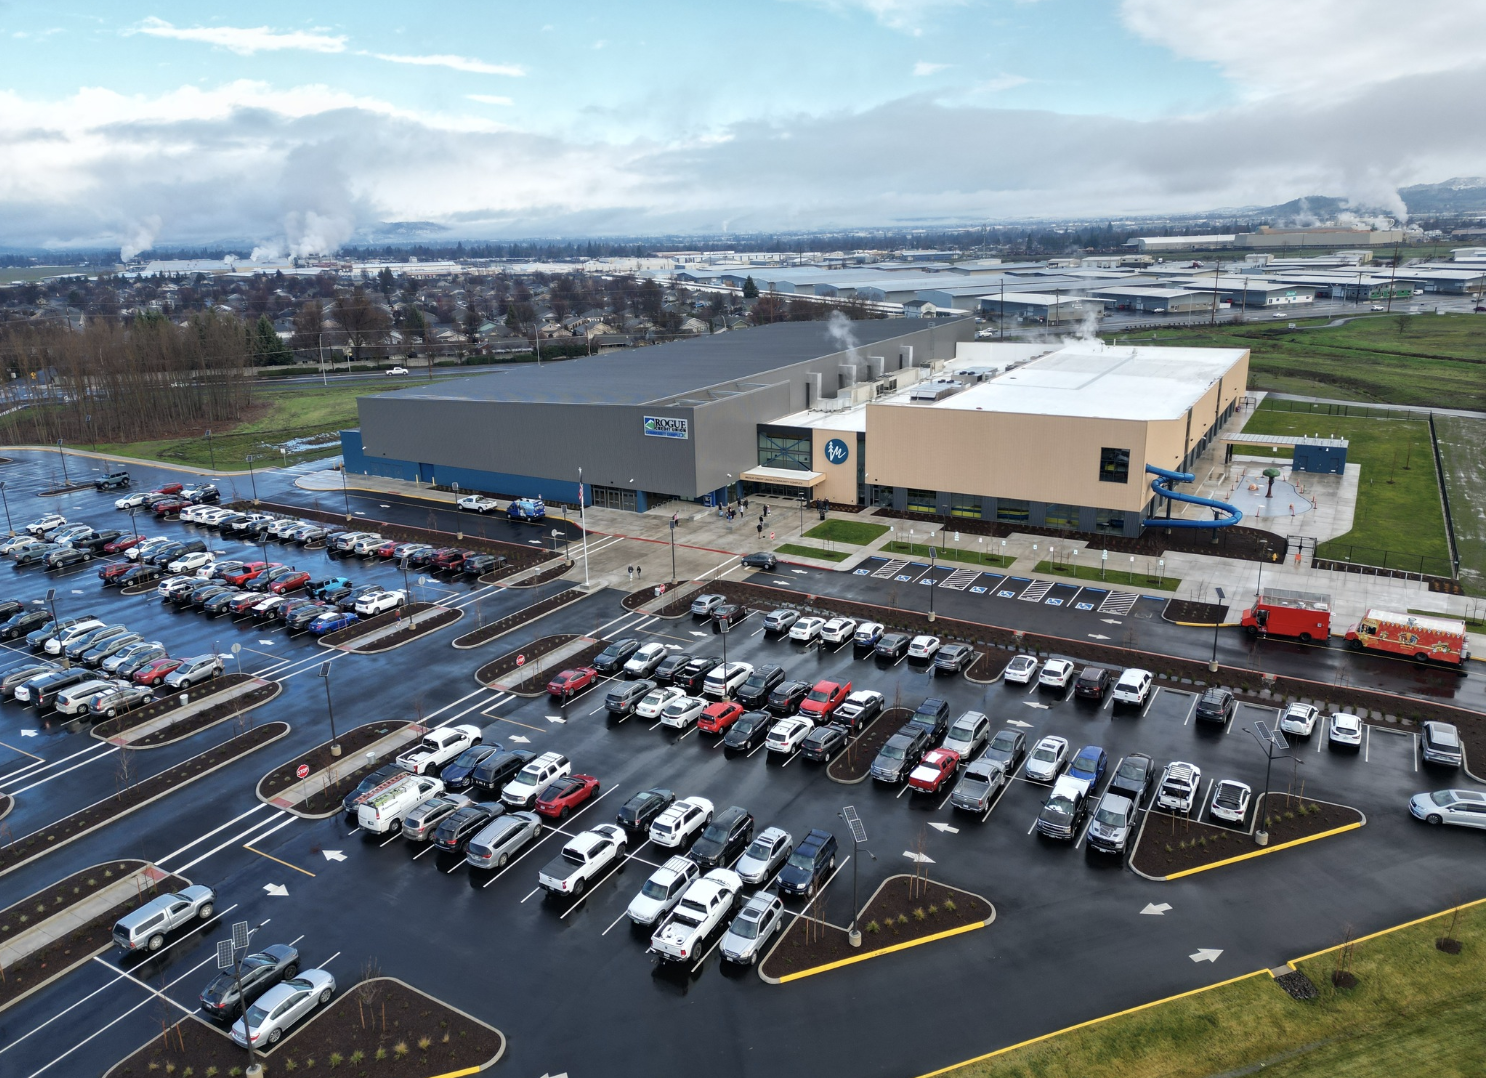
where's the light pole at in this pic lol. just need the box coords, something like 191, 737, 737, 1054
927, 546, 937, 622
840, 806, 872, 948
577, 466, 590, 587
317, 661, 340, 756
57, 439, 70, 486
205, 429, 216, 471
1255, 539, 1270, 601
669, 515, 678, 583
1210, 586, 1225, 672
215, 920, 259, 1077
1246, 720, 1294, 847
340, 465, 351, 521
245, 454, 259, 504
46, 588, 68, 669
0, 481, 12, 535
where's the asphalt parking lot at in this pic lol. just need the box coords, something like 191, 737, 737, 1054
1, 450, 1484, 1078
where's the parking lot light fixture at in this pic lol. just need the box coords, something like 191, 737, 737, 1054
927, 546, 937, 622
1210, 586, 1225, 672
0, 480, 12, 535
245, 454, 259, 504
46, 587, 68, 670
318, 661, 340, 756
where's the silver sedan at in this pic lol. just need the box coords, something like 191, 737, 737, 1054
230, 968, 335, 1048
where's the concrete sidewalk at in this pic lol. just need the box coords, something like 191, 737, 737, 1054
95, 678, 271, 747
324, 604, 460, 653
263, 723, 427, 816
0, 863, 173, 970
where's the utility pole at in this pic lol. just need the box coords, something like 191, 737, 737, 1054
928, 546, 937, 623
318, 332, 327, 386
1385, 242, 1401, 312
57, 439, 70, 486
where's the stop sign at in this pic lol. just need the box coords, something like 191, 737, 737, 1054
295, 763, 310, 779
516, 654, 526, 667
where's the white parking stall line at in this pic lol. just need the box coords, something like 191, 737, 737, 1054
746, 738, 769, 759
380, 831, 402, 848
601, 907, 635, 937
1025, 812, 1040, 835
174, 811, 290, 874
0, 740, 113, 790
8, 745, 120, 795
520, 886, 541, 903
1196, 778, 1215, 819
1414, 733, 1419, 771
412, 840, 440, 860
94, 957, 200, 1018
155, 803, 271, 867
1182, 694, 1199, 726
896, 781, 912, 799
1364, 724, 1371, 762
1103, 692, 1115, 711
559, 856, 629, 920
1141, 686, 1160, 718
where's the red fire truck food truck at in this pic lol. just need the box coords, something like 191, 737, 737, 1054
1240, 590, 1332, 642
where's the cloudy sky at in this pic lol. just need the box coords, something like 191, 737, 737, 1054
2, 0, 1484, 255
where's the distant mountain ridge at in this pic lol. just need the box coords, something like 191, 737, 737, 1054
1398, 177, 1486, 214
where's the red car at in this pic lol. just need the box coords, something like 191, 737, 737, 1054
152, 483, 183, 495
152, 499, 186, 517
432, 549, 472, 571
535, 774, 600, 820
907, 747, 962, 794
373, 540, 400, 559
799, 679, 850, 719
99, 562, 135, 586
134, 658, 183, 686
269, 570, 312, 595
698, 701, 744, 734
547, 667, 597, 700
223, 561, 276, 586
103, 534, 145, 555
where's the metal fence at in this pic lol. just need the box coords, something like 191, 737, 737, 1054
1262, 399, 1433, 423
1314, 544, 1456, 581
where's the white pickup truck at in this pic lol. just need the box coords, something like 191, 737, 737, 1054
649, 868, 743, 963
396, 724, 482, 775
357, 774, 445, 834
538, 824, 628, 896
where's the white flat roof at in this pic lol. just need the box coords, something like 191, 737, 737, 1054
881, 344, 1247, 422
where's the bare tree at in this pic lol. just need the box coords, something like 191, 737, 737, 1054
335, 287, 391, 361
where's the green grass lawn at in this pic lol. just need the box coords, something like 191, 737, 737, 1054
1431, 414, 1486, 595
775, 542, 850, 562
1032, 559, 1180, 591
940, 900, 1486, 1078
1110, 313, 1486, 410
87, 382, 383, 471
803, 518, 891, 545
1238, 401, 1451, 572
882, 541, 1015, 568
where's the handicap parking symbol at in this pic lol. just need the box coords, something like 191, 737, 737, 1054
853, 568, 871, 575
997, 589, 1017, 598
895, 574, 912, 582
1074, 602, 1095, 611
1046, 598, 1064, 606
969, 586, 987, 594
920, 578, 935, 586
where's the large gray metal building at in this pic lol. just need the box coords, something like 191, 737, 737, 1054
341, 318, 971, 511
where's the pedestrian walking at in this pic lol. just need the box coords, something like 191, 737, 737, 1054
635, 565, 642, 579
763, 504, 769, 519
757, 522, 763, 538
627, 565, 634, 582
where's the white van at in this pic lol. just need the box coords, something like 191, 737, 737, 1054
357, 774, 445, 834
54, 678, 124, 717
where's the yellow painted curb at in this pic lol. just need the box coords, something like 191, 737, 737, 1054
1280, 894, 1486, 971
1161, 820, 1363, 881
423, 1068, 482, 1078
915, 968, 1269, 1077
778, 920, 984, 983
1169, 619, 1243, 628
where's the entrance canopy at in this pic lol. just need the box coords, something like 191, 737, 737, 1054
740, 466, 824, 488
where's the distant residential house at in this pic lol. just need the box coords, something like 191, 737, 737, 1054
678, 316, 709, 334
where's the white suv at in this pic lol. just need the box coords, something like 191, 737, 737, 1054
1112, 668, 1153, 706
649, 796, 713, 848
1156, 761, 1202, 814
501, 751, 571, 808
1038, 659, 1076, 689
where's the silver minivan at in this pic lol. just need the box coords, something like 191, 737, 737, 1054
113, 885, 216, 952
941, 710, 990, 759
464, 810, 543, 869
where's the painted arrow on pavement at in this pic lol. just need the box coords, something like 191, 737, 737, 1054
20, 729, 37, 737
1189, 948, 1223, 963
546, 716, 566, 724
689, 631, 708, 637
1141, 903, 1172, 915
322, 850, 347, 862
928, 822, 959, 834
902, 851, 936, 864
1005, 719, 1033, 728
509, 735, 531, 743
263, 884, 289, 897
1100, 618, 1123, 625
1087, 633, 1111, 640
791, 569, 809, 574
1023, 702, 1049, 710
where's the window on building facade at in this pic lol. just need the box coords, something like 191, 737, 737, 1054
949, 493, 982, 519
1095, 508, 1126, 533
906, 489, 937, 514
996, 499, 1029, 523
1099, 447, 1130, 484
1044, 503, 1078, 530
758, 429, 811, 471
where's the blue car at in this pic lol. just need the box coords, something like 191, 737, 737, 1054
312, 576, 355, 602
1067, 745, 1108, 788
507, 498, 546, 523
309, 611, 359, 635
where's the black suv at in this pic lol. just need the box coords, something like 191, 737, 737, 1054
1074, 666, 1112, 700
1194, 687, 1236, 725
593, 638, 641, 675
654, 651, 693, 683
471, 750, 535, 794
906, 698, 951, 743
605, 679, 656, 718
735, 664, 786, 710
617, 787, 675, 831
776, 828, 838, 897
688, 805, 754, 869
766, 680, 810, 716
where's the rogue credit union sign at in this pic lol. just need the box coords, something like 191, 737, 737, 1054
643, 416, 689, 439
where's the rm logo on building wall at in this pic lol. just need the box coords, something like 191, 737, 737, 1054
824, 437, 849, 465
643, 416, 689, 440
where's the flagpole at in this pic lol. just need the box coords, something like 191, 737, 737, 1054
578, 467, 590, 587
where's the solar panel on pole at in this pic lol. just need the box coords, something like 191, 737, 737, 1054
231, 919, 250, 953
843, 805, 867, 845
217, 940, 235, 971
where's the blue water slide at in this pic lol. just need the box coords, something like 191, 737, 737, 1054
1141, 464, 1243, 529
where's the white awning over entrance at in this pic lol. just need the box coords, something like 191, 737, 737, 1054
740, 466, 824, 487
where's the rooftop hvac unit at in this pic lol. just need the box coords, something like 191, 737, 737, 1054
908, 378, 966, 402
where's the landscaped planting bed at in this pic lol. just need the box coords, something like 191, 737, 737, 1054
501, 639, 608, 695
1132, 795, 1363, 880
507, 558, 574, 588
91, 675, 279, 747
347, 604, 463, 653
621, 581, 684, 611
107, 977, 505, 1078
0, 861, 184, 1013
474, 634, 579, 686
827, 707, 911, 784
682, 578, 1486, 764
0, 723, 288, 876
257, 720, 410, 800
453, 587, 582, 648
318, 602, 447, 649
760, 875, 991, 981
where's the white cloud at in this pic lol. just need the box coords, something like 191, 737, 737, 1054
913, 62, 950, 76
372, 53, 524, 76
972, 72, 1028, 92
130, 17, 347, 55
1121, 0, 1486, 100
467, 94, 514, 106
805, 0, 970, 34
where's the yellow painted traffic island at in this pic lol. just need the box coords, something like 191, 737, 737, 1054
1131, 794, 1364, 881
759, 874, 994, 984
